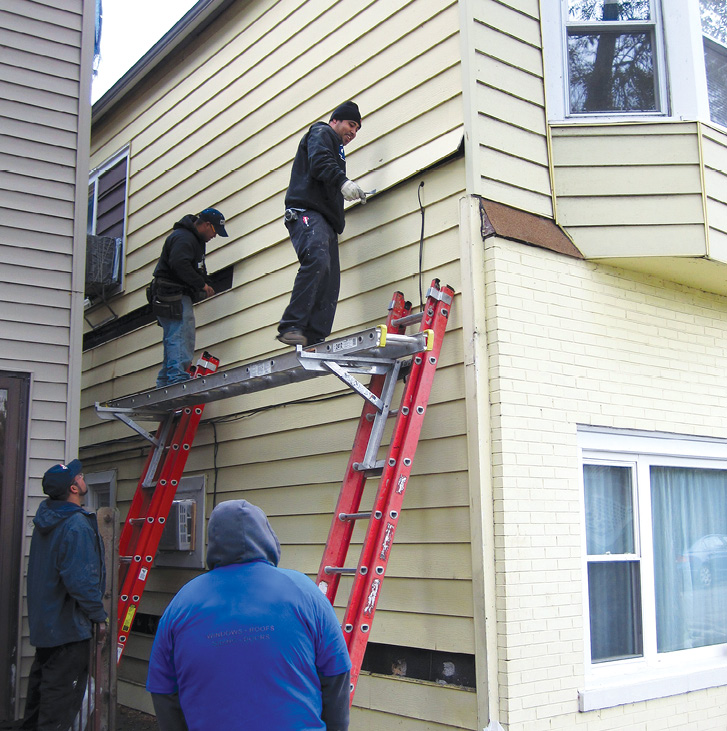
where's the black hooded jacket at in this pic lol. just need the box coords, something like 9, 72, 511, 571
153, 215, 212, 298
285, 122, 348, 234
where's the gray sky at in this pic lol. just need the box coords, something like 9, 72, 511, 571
92, 0, 199, 102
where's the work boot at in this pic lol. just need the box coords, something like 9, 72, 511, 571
276, 329, 308, 347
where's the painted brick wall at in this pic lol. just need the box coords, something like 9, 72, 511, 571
486, 236, 727, 730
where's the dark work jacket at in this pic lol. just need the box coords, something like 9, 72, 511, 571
285, 122, 348, 234
153, 215, 212, 300
27, 500, 107, 648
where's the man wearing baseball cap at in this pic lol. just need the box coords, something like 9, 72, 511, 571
277, 101, 366, 347
21, 459, 107, 730
150, 207, 229, 387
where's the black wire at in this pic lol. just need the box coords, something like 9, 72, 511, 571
417, 181, 425, 310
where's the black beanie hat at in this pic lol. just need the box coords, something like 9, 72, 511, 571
330, 101, 361, 128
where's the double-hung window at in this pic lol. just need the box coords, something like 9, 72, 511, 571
565, 0, 666, 115
86, 148, 129, 305
580, 429, 727, 710
545, 1, 727, 130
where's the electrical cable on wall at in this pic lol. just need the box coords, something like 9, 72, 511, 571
417, 181, 425, 310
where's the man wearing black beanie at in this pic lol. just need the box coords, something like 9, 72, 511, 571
277, 101, 366, 347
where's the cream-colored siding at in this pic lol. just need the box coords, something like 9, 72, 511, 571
703, 123, 727, 262
462, 0, 552, 217
486, 235, 727, 729
0, 0, 94, 712
85, 0, 475, 725
551, 122, 706, 255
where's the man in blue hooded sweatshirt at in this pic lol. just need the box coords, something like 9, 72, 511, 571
21, 459, 107, 731
147, 500, 351, 731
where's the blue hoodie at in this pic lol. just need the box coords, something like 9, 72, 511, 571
147, 500, 351, 731
27, 499, 107, 648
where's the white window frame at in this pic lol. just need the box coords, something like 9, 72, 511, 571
86, 146, 130, 305
543, 0, 712, 124
85, 469, 117, 512
578, 427, 727, 711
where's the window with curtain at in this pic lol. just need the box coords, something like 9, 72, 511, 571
583, 437, 727, 672
701, 0, 727, 128
565, 0, 664, 114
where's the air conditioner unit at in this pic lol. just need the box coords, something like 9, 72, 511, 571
85, 234, 122, 300
159, 499, 196, 552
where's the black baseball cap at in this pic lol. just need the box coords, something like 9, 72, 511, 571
198, 208, 229, 237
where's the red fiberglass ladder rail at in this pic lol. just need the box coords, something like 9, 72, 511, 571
316, 279, 454, 702
114, 353, 219, 664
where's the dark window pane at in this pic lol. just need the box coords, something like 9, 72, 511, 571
588, 561, 643, 662
568, 0, 651, 22
704, 38, 727, 128
87, 184, 95, 234
568, 31, 656, 112
96, 158, 127, 239
584, 464, 635, 555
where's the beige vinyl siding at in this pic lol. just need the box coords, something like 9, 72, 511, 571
1, 0, 92, 712
702, 123, 727, 263
466, 0, 552, 216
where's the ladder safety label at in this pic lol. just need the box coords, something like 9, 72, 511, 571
249, 361, 272, 377
396, 474, 407, 494
139, 568, 148, 582
380, 523, 395, 560
122, 606, 137, 634
332, 337, 358, 353
363, 579, 381, 615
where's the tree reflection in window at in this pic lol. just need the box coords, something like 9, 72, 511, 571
701, 0, 727, 128
567, 0, 658, 113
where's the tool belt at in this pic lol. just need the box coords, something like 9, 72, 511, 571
147, 277, 184, 320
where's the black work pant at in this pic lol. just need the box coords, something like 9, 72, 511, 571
21, 640, 90, 731
278, 210, 340, 344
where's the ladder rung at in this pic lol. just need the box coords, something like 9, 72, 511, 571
391, 312, 424, 327
339, 511, 372, 522
127, 517, 150, 524
365, 408, 398, 422
352, 460, 385, 474
325, 566, 357, 575
119, 556, 133, 563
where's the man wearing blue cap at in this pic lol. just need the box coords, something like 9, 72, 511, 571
150, 207, 229, 387
21, 459, 107, 731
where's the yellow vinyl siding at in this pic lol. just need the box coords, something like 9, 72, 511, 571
551, 122, 707, 259
703, 125, 727, 262
466, 0, 552, 215
92, 0, 462, 324
86, 0, 471, 723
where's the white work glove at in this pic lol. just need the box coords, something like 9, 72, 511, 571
341, 179, 367, 204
